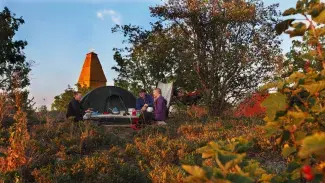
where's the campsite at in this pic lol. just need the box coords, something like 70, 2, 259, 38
1, 0, 325, 182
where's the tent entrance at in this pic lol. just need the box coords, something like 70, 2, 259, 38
104, 95, 128, 113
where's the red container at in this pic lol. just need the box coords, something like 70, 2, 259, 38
132, 109, 136, 116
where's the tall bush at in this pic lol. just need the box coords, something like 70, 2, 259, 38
261, 0, 325, 181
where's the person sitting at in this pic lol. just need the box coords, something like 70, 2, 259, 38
136, 89, 154, 111
153, 88, 167, 125
66, 91, 83, 122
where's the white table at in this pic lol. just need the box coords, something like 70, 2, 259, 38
83, 113, 139, 120
90, 114, 139, 119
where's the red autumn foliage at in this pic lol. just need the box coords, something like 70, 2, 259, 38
235, 93, 269, 118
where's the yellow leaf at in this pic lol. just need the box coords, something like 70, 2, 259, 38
321, 69, 325, 76
302, 80, 325, 95
182, 165, 206, 179
289, 72, 306, 81
260, 174, 274, 182
316, 27, 325, 36
277, 81, 285, 89
317, 162, 325, 171
208, 141, 219, 150
261, 93, 287, 120
292, 88, 302, 95
202, 152, 215, 159
291, 169, 301, 180
260, 82, 278, 91
295, 131, 306, 142
282, 146, 296, 158
287, 111, 307, 119
313, 9, 325, 24
298, 132, 325, 158
283, 8, 297, 16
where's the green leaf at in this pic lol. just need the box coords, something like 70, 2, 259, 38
308, 97, 316, 106
275, 19, 295, 35
298, 132, 325, 158
282, 146, 296, 157
296, 1, 304, 10
261, 93, 287, 120
285, 22, 307, 38
302, 80, 325, 95
313, 9, 325, 24
283, 8, 297, 16
264, 122, 281, 136
311, 174, 325, 183
235, 141, 253, 153
226, 174, 254, 183
271, 175, 286, 183
291, 169, 302, 180
218, 152, 238, 165
281, 130, 291, 144
286, 161, 301, 173
224, 153, 246, 170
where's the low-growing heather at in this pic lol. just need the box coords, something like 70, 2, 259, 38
1, 106, 281, 183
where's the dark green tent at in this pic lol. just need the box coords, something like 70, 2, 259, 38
81, 86, 136, 114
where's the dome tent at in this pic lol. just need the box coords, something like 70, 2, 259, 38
80, 86, 136, 115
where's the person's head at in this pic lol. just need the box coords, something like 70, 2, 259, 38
153, 88, 162, 98
139, 89, 147, 99
74, 91, 82, 101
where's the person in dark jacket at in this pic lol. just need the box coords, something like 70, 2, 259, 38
153, 88, 167, 125
66, 91, 83, 122
136, 89, 154, 111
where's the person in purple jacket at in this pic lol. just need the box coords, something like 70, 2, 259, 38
153, 88, 168, 125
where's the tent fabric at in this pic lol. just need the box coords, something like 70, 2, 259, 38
157, 82, 173, 108
80, 86, 136, 114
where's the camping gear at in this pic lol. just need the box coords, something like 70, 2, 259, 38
147, 107, 154, 112
132, 109, 136, 116
136, 110, 141, 117
80, 86, 137, 125
128, 108, 135, 114
112, 107, 120, 114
